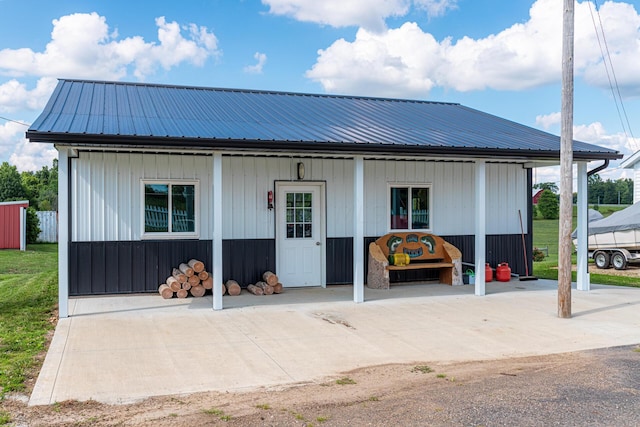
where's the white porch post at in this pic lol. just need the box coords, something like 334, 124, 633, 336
475, 160, 486, 296
58, 148, 69, 318
19, 206, 26, 251
212, 152, 224, 310
353, 155, 365, 303
576, 162, 590, 291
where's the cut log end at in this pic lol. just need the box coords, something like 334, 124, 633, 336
167, 276, 181, 292
262, 271, 279, 286
273, 282, 283, 294
190, 285, 206, 298
188, 259, 205, 273
158, 284, 173, 299
176, 289, 188, 299
202, 275, 213, 289
225, 280, 241, 296
179, 263, 195, 277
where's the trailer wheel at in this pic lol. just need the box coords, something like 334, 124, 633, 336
611, 252, 627, 270
594, 251, 610, 269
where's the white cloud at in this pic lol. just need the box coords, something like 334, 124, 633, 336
533, 120, 639, 186
574, 121, 639, 155
262, 0, 408, 32
0, 12, 220, 81
535, 112, 561, 130
244, 52, 268, 74
306, 0, 640, 98
1, 117, 56, 172
9, 139, 57, 172
413, 0, 458, 18
0, 78, 58, 113
307, 23, 439, 98
262, 0, 459, 31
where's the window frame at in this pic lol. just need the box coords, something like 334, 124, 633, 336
141, 179, 200, 240
388, 183, 432, 232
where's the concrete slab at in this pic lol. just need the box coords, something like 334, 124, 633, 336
30, 280, 640, 405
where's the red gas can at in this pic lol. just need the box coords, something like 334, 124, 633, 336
496, 262, 511, 282
485, 263, 493, 282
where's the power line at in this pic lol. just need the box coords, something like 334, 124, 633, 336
0, 116, 30, 127
589, 1, 639, 152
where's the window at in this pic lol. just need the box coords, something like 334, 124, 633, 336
285, 191, 313, 238
143, 181, 198, 237
390, 185, 430, 230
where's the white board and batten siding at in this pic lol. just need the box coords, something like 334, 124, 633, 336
222, 156, 354, 240
70, 152, 528, 242
364, 160, 529, 237
71, 152, 213, 242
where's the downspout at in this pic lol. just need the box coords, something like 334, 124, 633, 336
587, 159, 609, 177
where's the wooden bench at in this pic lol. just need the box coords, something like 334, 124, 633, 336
367, 232, 463, 288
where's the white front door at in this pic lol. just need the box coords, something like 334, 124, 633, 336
276, 183, 324, 287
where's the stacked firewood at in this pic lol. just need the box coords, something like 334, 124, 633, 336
246, 271, 283, 296
158, 259, 214, 299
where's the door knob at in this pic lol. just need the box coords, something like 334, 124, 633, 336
316, 242, 321, 246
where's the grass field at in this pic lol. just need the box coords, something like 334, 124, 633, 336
532, 205, 640, 287
0, 244, 58, 398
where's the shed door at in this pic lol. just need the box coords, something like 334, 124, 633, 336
276, 184, 324, 287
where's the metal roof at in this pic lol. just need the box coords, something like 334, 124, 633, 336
27, 79, 621, 161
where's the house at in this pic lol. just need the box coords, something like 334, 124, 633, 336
621, 150, 640, 204
26, 80, 622, 316
532, 189, 544, 205
0, 200, 29, 250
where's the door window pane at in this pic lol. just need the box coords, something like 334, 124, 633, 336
285, 191, 313, 238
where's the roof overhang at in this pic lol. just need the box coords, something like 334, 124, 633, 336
621, 150, 640, 169
27, 132, 623, 163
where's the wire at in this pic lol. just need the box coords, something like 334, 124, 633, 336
589, 1, 639, 152
0, 116, 30, 127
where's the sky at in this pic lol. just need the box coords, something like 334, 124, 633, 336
1, 0, 640, 187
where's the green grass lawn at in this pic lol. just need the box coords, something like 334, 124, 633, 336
0, 244, 58, 398
532, 205, 640, 287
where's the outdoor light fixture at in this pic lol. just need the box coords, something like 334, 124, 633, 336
297, 162, 305, 180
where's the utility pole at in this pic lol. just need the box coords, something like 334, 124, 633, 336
558, 0, 574, 318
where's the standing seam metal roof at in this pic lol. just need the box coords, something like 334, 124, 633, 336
27, 79, 621, 161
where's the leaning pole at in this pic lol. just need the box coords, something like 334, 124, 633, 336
558, 0, 574, 318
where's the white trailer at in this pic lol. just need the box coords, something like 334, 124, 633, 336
575, 203, 640, 270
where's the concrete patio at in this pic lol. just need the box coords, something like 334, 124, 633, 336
30, 279, 640, 405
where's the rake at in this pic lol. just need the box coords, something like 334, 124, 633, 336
518, 209, 538, 281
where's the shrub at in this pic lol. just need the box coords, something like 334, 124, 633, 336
26, 207, 41, 244
532, 247, 546, 262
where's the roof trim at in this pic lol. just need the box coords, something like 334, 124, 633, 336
621, 150, 640, 168
27, 132, 622, 161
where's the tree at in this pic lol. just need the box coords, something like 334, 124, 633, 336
533, 182, 558, 193
26, 207, 41, 244
15, 160, 59, 211
21, 171, 40, 207
537, 189, 559, 219
0, 162, 26, 202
